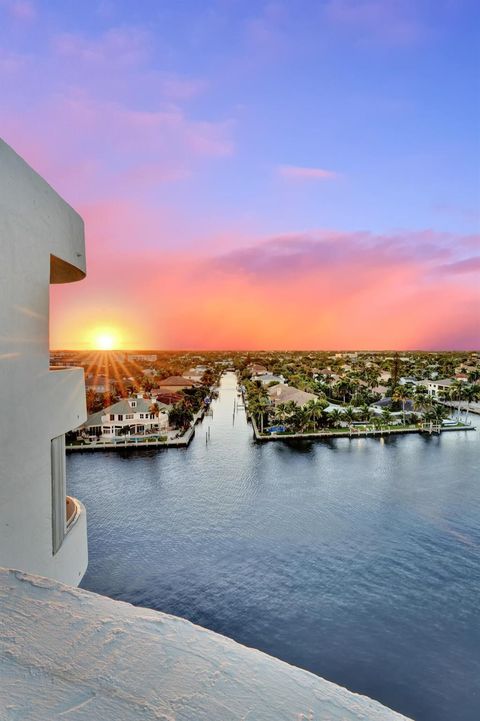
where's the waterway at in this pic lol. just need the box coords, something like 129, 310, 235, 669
68, 372, 480, 721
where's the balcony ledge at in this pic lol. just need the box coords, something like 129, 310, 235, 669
0, 568, 412, 721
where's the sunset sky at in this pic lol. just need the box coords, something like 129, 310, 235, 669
1, 0, 479, 349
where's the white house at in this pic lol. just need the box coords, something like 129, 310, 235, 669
257, 373, 286, 385
0, 139, 88, 586
81, 397, 169, 438
427, 378, 454, 398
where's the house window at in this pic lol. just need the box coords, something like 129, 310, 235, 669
131, 401, 136, 407
118, 414, 123, 421
110, 414, 114, 421
140, 413, 144, 419
126, 414, 134, 419
51, 435, 67, 555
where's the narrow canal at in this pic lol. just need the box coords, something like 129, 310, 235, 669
68, 372, 480, 721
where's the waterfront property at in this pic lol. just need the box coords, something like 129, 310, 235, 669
267, 382, 317, 407
427, 378, 454, 397
80, 396, 169, 438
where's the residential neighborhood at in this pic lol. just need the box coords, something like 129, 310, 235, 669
52, 349, 480, 448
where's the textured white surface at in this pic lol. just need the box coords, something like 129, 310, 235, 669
0, 568, 413, 721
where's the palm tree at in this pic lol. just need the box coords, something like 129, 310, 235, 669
149, 402, 160, 433
275, 402, 290, 425
304, 399, 325, 431
463, 384, 479, 424
334, 379, 353, 404
448, 381, 465, 417
393, 386, 409, 425
329, 408, 343, 429
359, 404, 371, 422
343, 406, 356, 430
381, 409, 393, 427
413, 385, 428, 412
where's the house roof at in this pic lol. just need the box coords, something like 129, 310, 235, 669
249, 364, 268, 374
157, 376, 201, 387
267, 383, 317, 407
155, 392, 184, 404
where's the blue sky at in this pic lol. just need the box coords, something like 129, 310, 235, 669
1, 0, 479, 348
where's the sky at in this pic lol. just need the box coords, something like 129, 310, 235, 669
1, 0, 479, 350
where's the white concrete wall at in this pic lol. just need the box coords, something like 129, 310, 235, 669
0, 139, 88, 586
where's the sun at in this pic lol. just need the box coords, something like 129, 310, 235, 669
89, 327, 121, 351
96, 333, 115, 350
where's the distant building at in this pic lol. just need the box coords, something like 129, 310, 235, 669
128, 353, 158, 362
80, 397, 169, 438
85, 374, 116, 394
184, 365, 207, 382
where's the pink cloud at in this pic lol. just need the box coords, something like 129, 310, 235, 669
324, 0, 423, 46
2, 0, 36, 22
53, 27, 150, 68
278, 165, 339, 181
2, 90, 233, 204
51, 226, 480, 350
436, 257, 480, 275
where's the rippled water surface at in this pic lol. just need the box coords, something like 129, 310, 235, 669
68, 373, 480, 721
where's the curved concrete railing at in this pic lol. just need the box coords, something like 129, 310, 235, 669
0, 568, 414, 721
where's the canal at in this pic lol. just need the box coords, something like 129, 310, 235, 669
68, 372, 480, 721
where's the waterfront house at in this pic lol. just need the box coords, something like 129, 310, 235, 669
267, 383, 317, 408
80, 397, 169, 438
427, 378, 454, 398
370, 398, 415, 416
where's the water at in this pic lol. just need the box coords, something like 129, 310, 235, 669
68, 372, 480, 721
